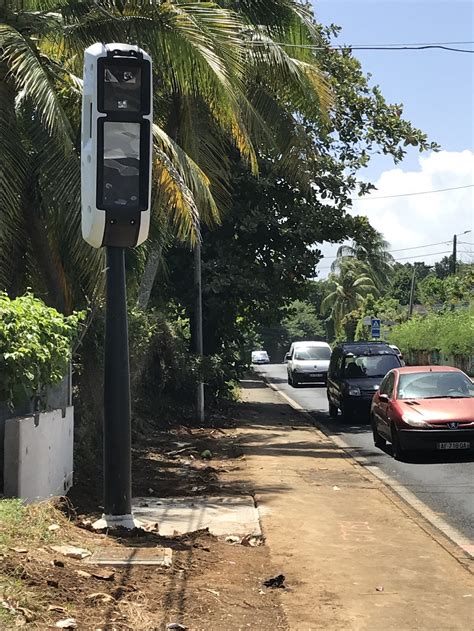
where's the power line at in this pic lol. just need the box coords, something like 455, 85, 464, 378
390, 241, 452, 253
350, 184, 474, 201
394, 250, 452, 261
320, 239, 452, 260
318, 249, 455, 269
247, 41, 474, 54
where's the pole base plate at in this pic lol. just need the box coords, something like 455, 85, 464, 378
92, 513, 147, 531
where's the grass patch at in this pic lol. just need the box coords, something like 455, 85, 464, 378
0, 498, 67, 551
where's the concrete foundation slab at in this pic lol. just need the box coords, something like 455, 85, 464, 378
132, 495, 261, 537
88, 547, 172, 567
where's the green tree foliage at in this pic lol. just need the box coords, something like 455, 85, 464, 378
0, 293, 82, 406
282, 300, 325, 341
390, 308, 474, 357
434, 255, 454, 279
418, 269, 474, 308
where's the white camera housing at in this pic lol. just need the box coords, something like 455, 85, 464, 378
81, 43, 152, 248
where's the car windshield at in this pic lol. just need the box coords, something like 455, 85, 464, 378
253, 352, 268, 359
295, 347, 331, 360
343, 354, 399, 378
397, 371, 474, 399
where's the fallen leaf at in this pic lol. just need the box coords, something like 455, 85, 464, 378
241, 535, 263, 547
48, 524, 61, 532
91, 570, 115, 581
10, 547, 27, 554
16, 608, 34, 622
85, 592, 114, 603
332, 486, 341, 491
376, 586, 384, 592
2, 599, 17, 614
55, 619, 77, 629
225, 535, 241, 544
147, 488, 154, 494
75, 570, 91, 579
50, 545, 91, 560
48, 605, 67, 614
166, 624, 187, 630
140, 522, 159, 533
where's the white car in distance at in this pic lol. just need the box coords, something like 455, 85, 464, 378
251, 350, 270, 364
286, 341, 332, 387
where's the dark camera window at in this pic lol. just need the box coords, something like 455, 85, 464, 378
100, 122, 140, 209
103, 63, 142, 113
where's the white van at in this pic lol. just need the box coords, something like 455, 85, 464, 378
286, 341, 332, 387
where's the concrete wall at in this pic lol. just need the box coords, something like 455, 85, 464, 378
405, 351, 474, 376
3, 407, 74, 502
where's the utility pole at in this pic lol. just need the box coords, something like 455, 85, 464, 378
452, 233, 457, 275
408, 262, 419, 318
452, 230, 471, 275
194, 240, 205, 423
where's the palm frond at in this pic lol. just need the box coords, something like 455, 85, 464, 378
0, 23, 75, 148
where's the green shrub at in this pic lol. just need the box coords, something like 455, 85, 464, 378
390, 307, 474, 357
0, 292, 83, 406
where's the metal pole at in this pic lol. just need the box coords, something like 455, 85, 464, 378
452, 234, 457, 275
104, 246, 132, 517
194, 241, 205, 423
408, 264, 416, 318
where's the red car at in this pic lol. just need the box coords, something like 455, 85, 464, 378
371, 366, 474, 460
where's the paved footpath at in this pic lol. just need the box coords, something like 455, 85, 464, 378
230, 377, 474, 631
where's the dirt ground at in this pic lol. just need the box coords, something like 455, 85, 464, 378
0, 404, 288, 630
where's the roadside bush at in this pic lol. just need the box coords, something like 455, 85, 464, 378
0, 292, 83, 407
390, 307, 474, 357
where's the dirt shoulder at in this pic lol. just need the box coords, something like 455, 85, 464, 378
231, 376, 474, 631
1, 406, 287, 630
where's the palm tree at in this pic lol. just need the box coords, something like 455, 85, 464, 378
1, 0, 331, 313
0, 1, 89, 312
321, 258, 377, 333
331, 221, 394, 290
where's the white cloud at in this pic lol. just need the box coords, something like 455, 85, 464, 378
317, 150, 474, 276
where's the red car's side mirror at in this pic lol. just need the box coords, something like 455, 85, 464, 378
379, 393, 390, 403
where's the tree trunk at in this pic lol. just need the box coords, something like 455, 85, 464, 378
136, 243, 163, 310
23, 183, 68, 314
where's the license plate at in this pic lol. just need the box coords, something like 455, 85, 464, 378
437, 442, 470, 450
309, 373, 323, 377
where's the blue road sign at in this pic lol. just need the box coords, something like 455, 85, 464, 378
371, 318, 381, 339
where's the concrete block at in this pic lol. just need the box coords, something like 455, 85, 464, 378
4, 407, 74, 501
133, 495, 262, 537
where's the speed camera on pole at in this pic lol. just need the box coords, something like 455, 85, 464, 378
81, 43, 152, 248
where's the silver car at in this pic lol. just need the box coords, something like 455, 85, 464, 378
286, 342, 332, 387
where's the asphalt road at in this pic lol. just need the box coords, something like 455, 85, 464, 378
254, 363, 474, 544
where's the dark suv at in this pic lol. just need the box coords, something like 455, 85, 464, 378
327, 342, 402, 420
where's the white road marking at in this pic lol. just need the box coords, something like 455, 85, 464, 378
262, 373, 474, 561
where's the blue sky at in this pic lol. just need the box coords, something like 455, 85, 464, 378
310, 0, 474, 271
